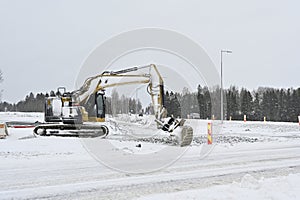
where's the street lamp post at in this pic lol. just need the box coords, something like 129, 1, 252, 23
221, 50, 232, 124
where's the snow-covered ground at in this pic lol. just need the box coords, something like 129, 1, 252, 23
0, 112, 300, 200
137, 173, 300, 200
0, 112, 44, 123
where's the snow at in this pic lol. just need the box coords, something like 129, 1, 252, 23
136, 173, 300, 200
0, 112, 300, 199
0, 112, 43, 123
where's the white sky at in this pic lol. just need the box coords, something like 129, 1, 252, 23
0, 0, 299, 103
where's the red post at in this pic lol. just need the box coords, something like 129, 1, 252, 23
207, 122, 212, 145
298, 116, 300, 126
244, 115, 247, 122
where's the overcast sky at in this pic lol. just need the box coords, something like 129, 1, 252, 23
0, 0, 299, 103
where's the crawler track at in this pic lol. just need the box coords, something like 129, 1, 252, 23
33, 123, 109, 138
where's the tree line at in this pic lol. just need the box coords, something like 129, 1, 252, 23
226, 86, 300, 122
0, 86, 299, 122
0, 92, 46, 112
163, 86, 300, 122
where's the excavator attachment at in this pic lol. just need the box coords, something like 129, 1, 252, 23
157, 117, 193, 146
178, 125, 193, 147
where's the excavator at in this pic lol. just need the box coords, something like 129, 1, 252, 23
33, 64, 193, 147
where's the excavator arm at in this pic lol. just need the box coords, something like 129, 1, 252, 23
73, 64, 167, 125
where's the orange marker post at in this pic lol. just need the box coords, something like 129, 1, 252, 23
244, 115, 247, 122
298, 116, 300, 126
0, 123, 8, 139
207, 122, 212, 145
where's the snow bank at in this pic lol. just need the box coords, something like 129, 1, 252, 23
0, 112, 44, 123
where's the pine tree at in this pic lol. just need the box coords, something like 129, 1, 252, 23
290, 89, 298, 122
296, 88, 300, 119
226, 86, 239, 120
278, 89, 287, 121
197, 85, 205, 119
203, 87, 212, 119
253, 92, 261, 121
240, 88, 253, 119
269, 90, 279, 121
286, 89, 293, 122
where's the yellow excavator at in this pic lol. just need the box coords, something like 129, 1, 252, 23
34, 64, 193, 147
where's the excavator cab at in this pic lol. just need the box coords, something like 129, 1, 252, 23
95, 92, 105, 122
44, 97, 63, 122
82, 91, 106, 122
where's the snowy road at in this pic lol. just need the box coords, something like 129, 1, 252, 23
0, 112, 300, 199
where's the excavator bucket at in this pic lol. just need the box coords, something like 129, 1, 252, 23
160, 118, 193, 147
178, 125, 193, 147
